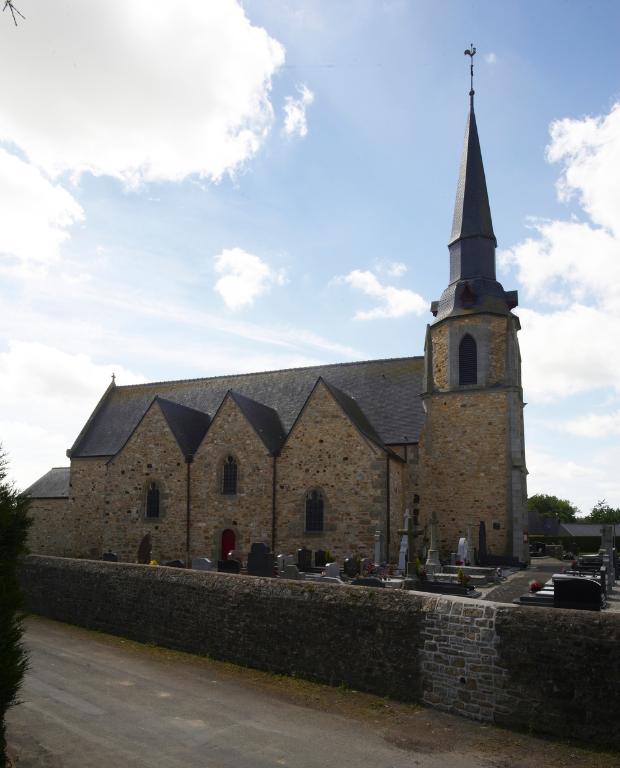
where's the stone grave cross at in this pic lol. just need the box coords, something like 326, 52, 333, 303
397, 508, 425, 576
425, 511, 441, 576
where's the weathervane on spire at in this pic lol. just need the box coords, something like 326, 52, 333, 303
464, 43, 476, 107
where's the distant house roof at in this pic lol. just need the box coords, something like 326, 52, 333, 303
25, 467, 70, 499
68, 357, 426, 459
560, 522, 620, 538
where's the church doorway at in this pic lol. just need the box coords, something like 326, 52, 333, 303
220, 529, 236, 560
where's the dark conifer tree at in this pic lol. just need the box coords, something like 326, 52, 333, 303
0, 447, 31, 767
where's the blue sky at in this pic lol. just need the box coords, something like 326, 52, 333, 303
1, 1, 619, 515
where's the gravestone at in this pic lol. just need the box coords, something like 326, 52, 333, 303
553, 575, 603, 611
283, 564, 302, 580
425, 512, 441, 576
478, 521, 488, 564
351, 576, 385, 588
247, 542, 275, 577
457, 537, 469, 565
600, 525, 616, 591
297, 547, 313, 572
343, 557, 360, 578
192, 557, 214, 571
102, 550, 118, 562
398, 508, 425, 576
397, 509, 411, 572
314, 549, 328, 568
374, 530, 383, 565
137, 533, 152, 564
218, 559, 241, 574
324, 562, 340, 579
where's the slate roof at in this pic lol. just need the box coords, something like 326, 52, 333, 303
25, 467, 70, 498
449, 106, 496, 247
560, 523, 620, 538
69, 356, 425, 458
156, 397, 211, 460
228, 391, 287, 455
321, 379, 385, 450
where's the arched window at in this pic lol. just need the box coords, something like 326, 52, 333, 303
222, 455, 238, 495
145, 481, 160, 518
459, 333, 477, 385
305, 490, 324, 532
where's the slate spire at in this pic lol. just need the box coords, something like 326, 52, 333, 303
449, 106, 496, 248
429, 48, 518, 321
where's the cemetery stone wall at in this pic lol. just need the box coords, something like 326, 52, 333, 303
20, 555, 620, 749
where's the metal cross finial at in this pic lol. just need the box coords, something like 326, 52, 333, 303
464, 43, 476, 107
111, 372, 116, 384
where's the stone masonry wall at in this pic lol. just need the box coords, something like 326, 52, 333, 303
104, 403, 188, 564
191, 395, 274, 562
418, 390, 509, 555
69, 457, 108, 558
431, 315, 508, 390
27, 498, 72, 556
19, 555, 620, 750
276, 381, 388, 562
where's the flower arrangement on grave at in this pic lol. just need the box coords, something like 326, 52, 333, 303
529, 580, 544, 592
457, 567, 470, 587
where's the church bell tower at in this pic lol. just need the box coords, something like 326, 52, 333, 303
418, 47, 528, 563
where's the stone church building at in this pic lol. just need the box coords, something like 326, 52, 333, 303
26, 90, 529, 567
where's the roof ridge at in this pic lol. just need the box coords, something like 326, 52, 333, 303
113, 355, 423, 390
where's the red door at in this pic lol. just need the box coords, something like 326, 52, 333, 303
221, 529, 236, 560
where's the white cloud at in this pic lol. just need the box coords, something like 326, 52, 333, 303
484, 52, 497, 64
527, 444, 620, 516
517, 304, 620, 400
339, 269, 427, 320
547, 103, 620, 236
0, 341, 144, 489
563, 410, 620, 438
501, 101, 620, 400
283, 84, 315, 138
373, 260, 408, 278
0, 148, 83, 266
0, 1, 285, 185
213, 247, 287, 310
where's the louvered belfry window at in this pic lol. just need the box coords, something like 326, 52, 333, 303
222, 455, 238, 495
459, 333, 477, 385
305, 490, 324, 532
146, 482, 160, 518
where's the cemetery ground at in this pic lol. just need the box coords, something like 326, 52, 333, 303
7, 616, 618, 768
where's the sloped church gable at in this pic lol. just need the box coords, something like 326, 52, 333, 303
26, 75, 528, 565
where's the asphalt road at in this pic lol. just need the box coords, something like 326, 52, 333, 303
7, 617, 617, 768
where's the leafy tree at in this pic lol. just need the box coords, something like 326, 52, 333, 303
0, 447, 31, 767
583, 499, 620, 524
527, 493, 579, 523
